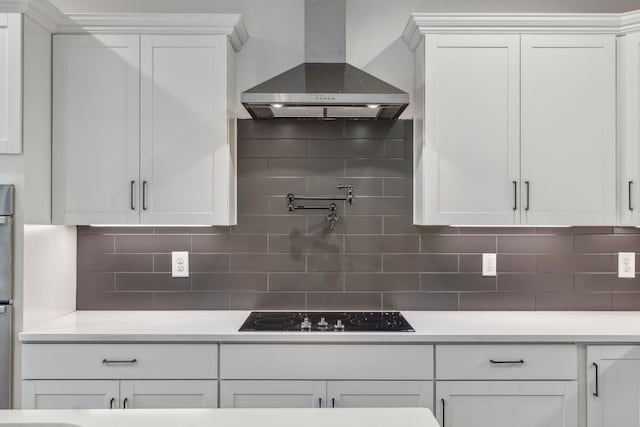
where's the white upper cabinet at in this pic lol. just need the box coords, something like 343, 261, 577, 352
52, 14, 247, 225
418, 34, 520, 225
520, 35, 616, 225
53, 35, 140, 225
140, 35, 233, 225
404, 15, 619, 226
619, 30, 640, 225
0, 13, 22, 154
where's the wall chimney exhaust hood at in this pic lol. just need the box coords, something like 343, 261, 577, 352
241, 0, 409, 120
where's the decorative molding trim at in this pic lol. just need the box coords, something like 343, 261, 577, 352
403, 12, 637, 51
621, 11, 640, 34
56, 13, 249, 51
0, 0, 65, 33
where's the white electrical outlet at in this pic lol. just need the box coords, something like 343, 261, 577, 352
482, 253, 497, 277
618, 252, 636, 278
172, 251, 189, 278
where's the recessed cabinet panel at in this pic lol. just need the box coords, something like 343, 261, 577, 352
140, 35, 230, 225
0, 13, 21, 154
120, 380, 218, 409
520, 35, 616, 225
220, 380, 325, 408
327, 381, 433, 409
52, 35, 140, 224
619, 33, 640, 225
420, 34, 520, 225
587, 346, 640, 427
22, 380, 119, 410
220, 344, 433, 380
437, 381, 578, 427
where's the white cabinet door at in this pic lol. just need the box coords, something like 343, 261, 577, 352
521, 35, 616, 225
120, 380, 217, 409
417, 34, 520, 225
0, 13, 21, 154
220, 380, 325, 408
327, 381, 433, 409
587, 346, 640, 427
52, 35, 140, 225
619, 32, 640, 225
437, 381, 577, 427
22, 380, 119, 409
140, 35, 234, 225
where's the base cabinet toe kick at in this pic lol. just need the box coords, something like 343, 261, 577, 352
21, 342, 640, 427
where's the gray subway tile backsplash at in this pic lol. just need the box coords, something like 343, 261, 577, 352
76, 120, 640, 310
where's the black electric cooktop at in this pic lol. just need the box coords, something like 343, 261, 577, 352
239, 311, 415, 332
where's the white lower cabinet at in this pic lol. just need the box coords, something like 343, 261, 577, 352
22, 380, 218, 409
21, 343, 219, 409
587, 346, 640, 427
327, 381, 433, 408
435, 345, 578, 427
220, 380, 325, 408
219, 380, 433, 409
120, 380, 218, 409
22, 380, 119, 410
436, 381, 577, 427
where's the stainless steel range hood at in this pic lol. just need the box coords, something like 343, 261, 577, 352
241, 0, 409, 120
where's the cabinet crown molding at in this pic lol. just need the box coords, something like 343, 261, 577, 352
56, 13, 249, 51
0, 0, 65, 32
403, 12, 639, 51
621, 10, 640, 34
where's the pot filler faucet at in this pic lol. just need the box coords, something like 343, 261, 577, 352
286, 185, 354, 231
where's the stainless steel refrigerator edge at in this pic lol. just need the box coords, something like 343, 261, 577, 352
0, 185, 14, 409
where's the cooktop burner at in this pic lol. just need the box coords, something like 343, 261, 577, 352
239, 311, 414, 332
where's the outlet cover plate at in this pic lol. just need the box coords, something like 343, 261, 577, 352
618, 252, 635, 278
482, 253, 497, 277
172, 251, 189, 278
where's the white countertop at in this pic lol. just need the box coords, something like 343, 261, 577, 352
0, 408, 438, 427
18, 310, 640, 343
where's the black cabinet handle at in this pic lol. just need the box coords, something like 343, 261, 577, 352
441, 398, 445, 427
525, 181, 530, 211
142, 181, 148, 211
102, 358, 137, 364
630, 181, 634, 211
512, 181, 517, 211
318, 397, 322, 408
109, 397, 115, 409
331, 398, 335, 408
123, 398, 129, 409
490, 359, 524, 364
130, 180, 135, 210
593, 362, 599, 397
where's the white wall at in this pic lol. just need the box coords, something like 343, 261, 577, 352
23, 225, 76, 330
50, 0, 306, 119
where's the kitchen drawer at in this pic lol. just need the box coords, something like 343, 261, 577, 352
436, 344, 576, 380
22, 344, 218, 380
220, 344, 433, 380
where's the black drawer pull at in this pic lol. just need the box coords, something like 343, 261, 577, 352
593, 362, 599, 397
490, 359, 524, 364
102, 358, 137, 364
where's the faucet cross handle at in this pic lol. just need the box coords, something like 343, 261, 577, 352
337, 185, 355, 204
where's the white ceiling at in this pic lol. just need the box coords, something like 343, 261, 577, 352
49, 0, 640, 14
